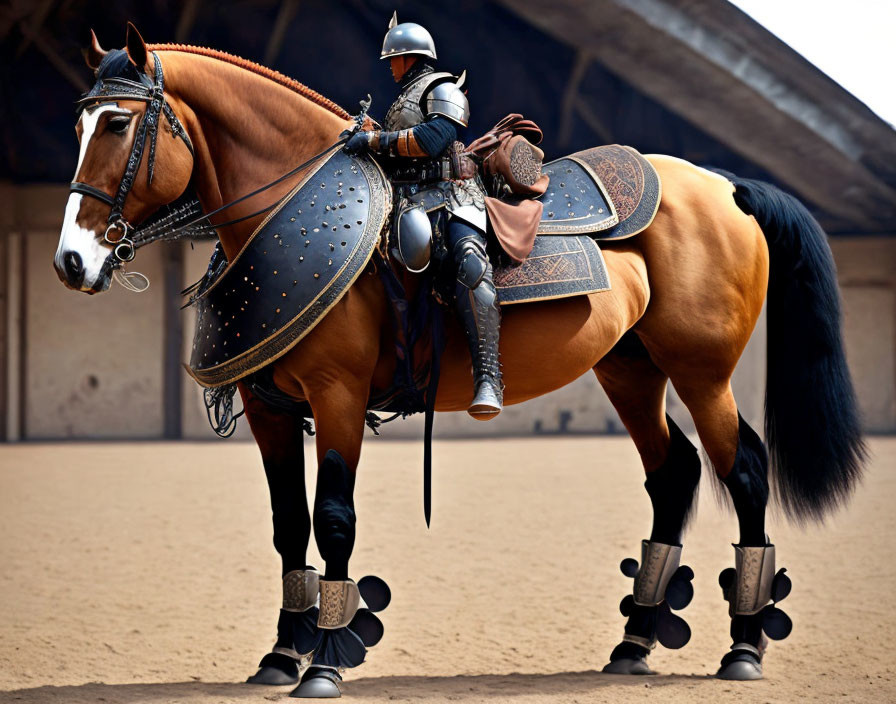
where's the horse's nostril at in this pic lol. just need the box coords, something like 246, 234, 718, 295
63, 250, 84, 285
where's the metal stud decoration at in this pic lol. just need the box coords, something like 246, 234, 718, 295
188, 150, 391, 387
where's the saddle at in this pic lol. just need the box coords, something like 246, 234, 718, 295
489, 144, 660, 304
465, 115, 662, 262
536, 145, 662, 240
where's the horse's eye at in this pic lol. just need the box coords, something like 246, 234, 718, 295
107, 117, 131, 135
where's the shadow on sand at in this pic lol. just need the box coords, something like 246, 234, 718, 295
0, 671, 714, 702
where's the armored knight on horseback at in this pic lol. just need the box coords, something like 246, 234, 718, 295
344, 13, 503, 419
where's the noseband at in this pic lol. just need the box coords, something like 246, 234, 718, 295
71, 53, 194, 266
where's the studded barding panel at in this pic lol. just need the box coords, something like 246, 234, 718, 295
187, 150, 392, 387
536, 158, 618, 235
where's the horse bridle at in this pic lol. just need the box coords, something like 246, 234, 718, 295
72, 53, 194, 265
72, 53, 370, 286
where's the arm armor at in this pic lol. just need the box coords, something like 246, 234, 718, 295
369, 116, 457, 158
369, 128, 428, 157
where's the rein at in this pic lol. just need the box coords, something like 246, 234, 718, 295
73, 52, 366, 290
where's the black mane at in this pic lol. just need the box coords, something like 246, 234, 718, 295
94, 49, 144, 82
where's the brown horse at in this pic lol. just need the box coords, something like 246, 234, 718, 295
55, 25, 865, 696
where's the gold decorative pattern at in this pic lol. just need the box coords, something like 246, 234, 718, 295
494, 235, 611, 306
317, 579, 361, 630
283, 569, 320, 612
576, 145, 644, 221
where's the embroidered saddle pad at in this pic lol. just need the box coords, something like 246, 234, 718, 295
187, 150, 391, 387
494, 235, 610, 305
536, 145, 661, 240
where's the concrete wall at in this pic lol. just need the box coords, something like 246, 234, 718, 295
830, 238, 896, 433
2, 185, 167, 440
2, 184, 894, 441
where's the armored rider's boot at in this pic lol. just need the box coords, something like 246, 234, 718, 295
452, 232, 503, 419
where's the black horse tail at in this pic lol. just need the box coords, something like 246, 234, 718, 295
719, 171, 867, 523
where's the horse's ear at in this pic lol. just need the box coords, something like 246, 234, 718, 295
85, 29, 107, 71
125, 22, 149, 73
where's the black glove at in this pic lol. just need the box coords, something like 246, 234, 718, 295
343, 131, 371, 156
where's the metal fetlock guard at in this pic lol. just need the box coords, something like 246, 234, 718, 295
729, 545, 776, 616
283, 569, 321, 612
633, 540, 682, 606
317, 579, 362, 629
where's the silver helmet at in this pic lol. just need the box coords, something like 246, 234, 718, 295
380, 12, 437, 61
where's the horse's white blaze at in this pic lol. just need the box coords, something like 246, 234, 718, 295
55, 193, 110, 289
74, 104, 118, 178
56, 105, 123, 289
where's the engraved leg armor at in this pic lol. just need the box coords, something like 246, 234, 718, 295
603, 540, 695, 674
604, 419, 701, 675
247, 568, 321, 686
717, 544, 793, 680
449, 221, 502, 418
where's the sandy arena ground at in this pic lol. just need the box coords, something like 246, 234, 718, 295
1, 436, 894, 704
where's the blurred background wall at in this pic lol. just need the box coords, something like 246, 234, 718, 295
1, 0, 894, 441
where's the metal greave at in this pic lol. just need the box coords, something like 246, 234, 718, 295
455, 276, 502, 389
451, 232, 502, 396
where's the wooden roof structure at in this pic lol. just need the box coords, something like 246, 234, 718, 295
2, 0, 894, 234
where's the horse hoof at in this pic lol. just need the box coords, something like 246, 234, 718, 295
247, 665, 299, 686
716, 656, 763, 680
602, 658, 655, 675
290, 668, 342, 698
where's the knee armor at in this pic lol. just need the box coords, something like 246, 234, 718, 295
453, 235, 489, 289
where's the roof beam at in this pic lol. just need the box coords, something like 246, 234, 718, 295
499, 0, 896, 231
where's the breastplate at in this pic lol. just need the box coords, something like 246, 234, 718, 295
384, 71, 453, 131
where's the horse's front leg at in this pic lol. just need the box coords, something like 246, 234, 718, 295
291, 372, 390, 698
241, 385, 315, 686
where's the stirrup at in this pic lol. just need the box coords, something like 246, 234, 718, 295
468, 377, 502, 419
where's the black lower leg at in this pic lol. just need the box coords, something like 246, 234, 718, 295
646, 415, 702, 544
313, 450, 356, 581
717, 414, 780, 675
247, 412, 312, 684
609, 417, 701, 666
263, 445, 311, 576
721, 413, 769, 547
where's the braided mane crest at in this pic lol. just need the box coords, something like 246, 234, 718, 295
147, 43, 351, 119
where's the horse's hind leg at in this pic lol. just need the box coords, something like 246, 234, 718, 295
594, 335, 701, 675
667, 376, 791, 680
241, 387, 314, 686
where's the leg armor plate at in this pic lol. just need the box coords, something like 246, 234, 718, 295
318, 579, 362, 629
284, 568, 321, 613
728, 545, 776, 616
717, 544, 794, 680
394, 202, 432, 273
633, 540, 683, 607
449, 223, 502, 417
